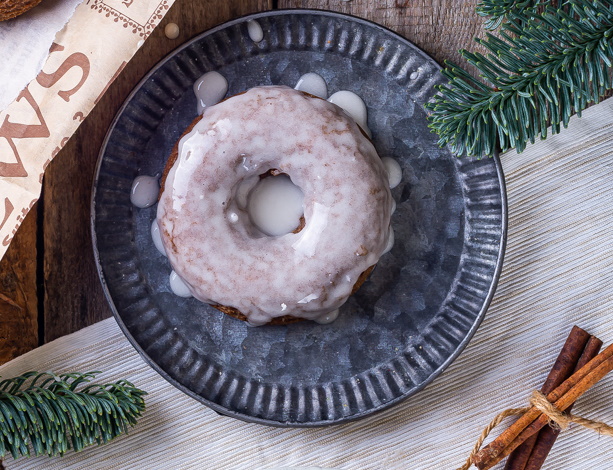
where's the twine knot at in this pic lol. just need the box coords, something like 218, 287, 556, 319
529, 390, 570, 431
457, 390, 613, 470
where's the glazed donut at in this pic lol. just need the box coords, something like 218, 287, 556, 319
157, 86, 392, 325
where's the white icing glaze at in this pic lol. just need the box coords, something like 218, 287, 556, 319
314, 308, 339, 324
294, 73, 328, 99
383, 227, 394, 255
247, 317, 268, 327
164, 23, 180, 40
381, 156, 402, 189
157, 86, 391, 325
193, 71, 228, 115
130, 175, 159, 208
410, 67, 422, 80
327, 90, 371, 137
151, 219, 167, 256
247, 174, 304, 236
391, 198, 397, 214
247, 19, 264, 43
169, 271, 192, 298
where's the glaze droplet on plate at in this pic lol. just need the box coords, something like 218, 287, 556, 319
294, 73, 328, 99
247, 174, 304, 237
151, 219, 166, 256
169, 270, 192, 298
247, 19, 264, 43
327, 90, 371, 137
381, 157, 402, 189
130, 175, 159, 208
193, 71, 228, 114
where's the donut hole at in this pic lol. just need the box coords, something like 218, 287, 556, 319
247, 171, 305, 237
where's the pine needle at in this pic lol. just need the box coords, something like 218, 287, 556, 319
0, 371, 146, 459
477, 0, 547, 29
426, 0, 613, 157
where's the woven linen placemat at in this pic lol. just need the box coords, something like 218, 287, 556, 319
2, 98, 613, 469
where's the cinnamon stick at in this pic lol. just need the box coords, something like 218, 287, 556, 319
491, 353, 613, 468
504, 326, 591, 470
503, 433, 537, 470
523, 335, 602, 470
473, 342, 613, 469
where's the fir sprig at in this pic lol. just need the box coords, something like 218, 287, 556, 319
426, 0, 613, 158
0, 371, 146, 459
477, 0, 546, 29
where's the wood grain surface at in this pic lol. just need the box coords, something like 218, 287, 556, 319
280, 0, 485, 67
0, 0, 484, 362
0, 207, 37, 364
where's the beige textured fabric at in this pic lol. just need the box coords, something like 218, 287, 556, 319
2, 99, 613, 469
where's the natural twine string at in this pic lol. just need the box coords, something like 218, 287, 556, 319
457, 390, 613, 470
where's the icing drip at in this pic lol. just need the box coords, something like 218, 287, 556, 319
130, 175, 159, 208
247, 318, 268, 327
247, 174, 304, 237
151, 219, 167, 256
246, 20, 264, 42
328, 90, 371, 137
383, 227, 394, 255
169, 271, 192, 298
314, 309, 339, 324
294, 73, 328, 99
193, 71, 228, 114
381, 157, 402, 189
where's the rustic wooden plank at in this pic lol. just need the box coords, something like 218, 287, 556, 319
0, 205, 38, 364
43, 0, 273, 342
278, 0, 485, 67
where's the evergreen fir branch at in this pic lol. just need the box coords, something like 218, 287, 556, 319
0, 371, 147, 459
426, 0, 613, 158
477, 0, 547, 29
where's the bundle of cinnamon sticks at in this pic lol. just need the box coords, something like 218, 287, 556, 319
469, 326, 613, 470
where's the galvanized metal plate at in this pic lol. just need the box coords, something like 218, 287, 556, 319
92, 10, 506, 427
